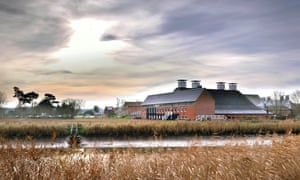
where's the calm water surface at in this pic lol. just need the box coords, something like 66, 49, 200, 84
1, 136, 281, 149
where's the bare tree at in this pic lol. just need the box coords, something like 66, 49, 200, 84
0, 91, 6, 107
271, 91, 286, 118
59, 99, 84, 118
291, 90, 300, 104
291, 90, 300, 118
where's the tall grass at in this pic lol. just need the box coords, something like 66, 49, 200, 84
1, 119, 300, 138
83, 120, 300, 137
0, 125, 68, 138
1, 135, 300, 179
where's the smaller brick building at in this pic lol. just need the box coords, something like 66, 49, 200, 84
104, 106, 115, 117
122, 101, 143, 119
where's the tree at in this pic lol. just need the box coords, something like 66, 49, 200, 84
37, 93, 59, 116
13, 87, 24, 107
93, 105, 99, 113
0, 91, 6, 107
24, 91, 39, 107
291, 90, 300, 118
38, 93, 58, 108
0, 91, 6, 118
291, 90, 300, 104
59, 99, 84, 118
13, 87, 39, 107
266, 91, 285, 119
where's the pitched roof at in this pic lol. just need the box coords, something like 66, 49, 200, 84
207, 89, 267, 115
245, 94, 265, 109
142, 88, 204, 106
142, 87, 267, 115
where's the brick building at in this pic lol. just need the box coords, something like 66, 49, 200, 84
142, 80, 267, 120
122, 101, 143, 119
104, 106, 115, 117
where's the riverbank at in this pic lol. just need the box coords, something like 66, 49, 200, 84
0, 119, 299, 139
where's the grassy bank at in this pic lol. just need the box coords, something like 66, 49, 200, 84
83, 120, 297, 137
1, 135, 300, 179
1, 119, 300, 138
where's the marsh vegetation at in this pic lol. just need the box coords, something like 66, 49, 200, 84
1, 135, 300, 179
0, 119, 299, 138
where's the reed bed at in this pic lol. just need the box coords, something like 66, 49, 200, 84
1, 119, 300, 138
1, 135, 300, 179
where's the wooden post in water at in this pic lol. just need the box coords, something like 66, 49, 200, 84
68, 123, 81, 148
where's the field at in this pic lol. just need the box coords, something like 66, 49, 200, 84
1, 118, 300, 138
1, 135, 300, 179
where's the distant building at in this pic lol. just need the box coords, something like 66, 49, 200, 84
104, 106, 115, 117
142, 80, 267, 120
122, 101, 143, 119
263, 96, 292, 119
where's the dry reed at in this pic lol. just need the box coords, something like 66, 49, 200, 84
1, 135, 300, 179
1, 119, 300, 138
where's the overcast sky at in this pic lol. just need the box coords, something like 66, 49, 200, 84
1, 0, 300, 108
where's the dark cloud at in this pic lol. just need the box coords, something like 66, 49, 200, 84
161, 12, 226, 36
30, 70, 73, 76
0, 1, 27, 15
0, 0, 72, 54
100, 34, 119, 41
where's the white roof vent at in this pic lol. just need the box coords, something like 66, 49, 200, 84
191, 80, 201, 88
217, 82, 225, 90
229, 83, 237, 91
177, 79, 187, 88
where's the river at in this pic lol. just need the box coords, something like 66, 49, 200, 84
0, 136, 282, 149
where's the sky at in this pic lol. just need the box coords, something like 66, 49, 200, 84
1, 0, 300, 109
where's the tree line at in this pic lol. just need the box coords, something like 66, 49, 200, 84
268, 90, 300, 119
0, 87, 83, 118
1, 88, 300, 119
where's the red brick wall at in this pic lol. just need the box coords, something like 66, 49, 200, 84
194, 90, 215, 118
141, 90, 216, 120
180, 90, 216, 120
124, 106, 143, 115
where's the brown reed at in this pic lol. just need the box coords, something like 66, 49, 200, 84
1, 135, 300, 179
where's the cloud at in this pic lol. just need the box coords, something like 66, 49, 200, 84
29, 69, 73, 76
100, 34, 119, 41
2, 0, 300, 108
0, 1, 72, 53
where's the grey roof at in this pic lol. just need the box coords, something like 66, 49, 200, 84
245, 94, 265, 109
207, 89, 267, 115
142, 87, 267, 115
215, 110, 266, 115
142, 88, 204, 106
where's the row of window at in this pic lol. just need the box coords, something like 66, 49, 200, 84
147, 107, 188, 113
147, 115, 189, 120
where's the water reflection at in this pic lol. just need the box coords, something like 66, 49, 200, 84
0, 136, 281, 149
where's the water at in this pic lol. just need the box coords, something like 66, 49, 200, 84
0, 136, 281, 149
